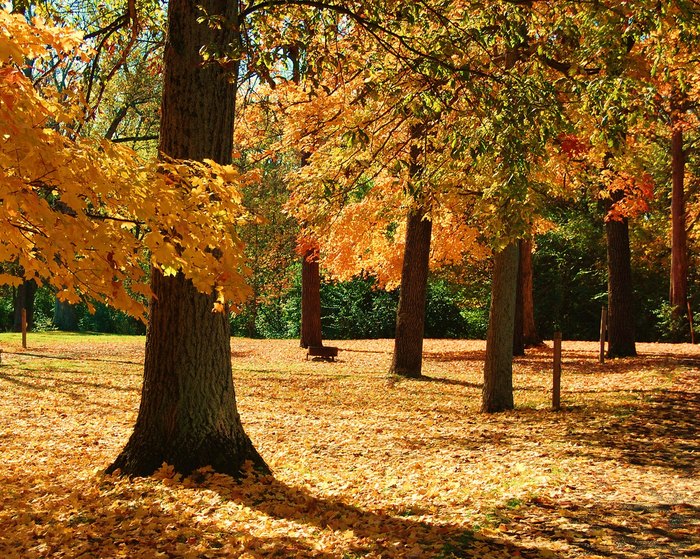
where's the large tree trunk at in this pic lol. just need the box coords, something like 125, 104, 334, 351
669, 122, 688, 331
520, 238, 541, 346
483, 242, 519, 413
13, 279, 37, 332
300, 247, 322, 348
390, 205, 432, 378
606, 195, 636, 358
108, 0, 267, 477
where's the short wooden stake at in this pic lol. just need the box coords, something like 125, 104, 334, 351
599, 306, 607, 364
553, 331, 562, 411
21, 308, 27, 349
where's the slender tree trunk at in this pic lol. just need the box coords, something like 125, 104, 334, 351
108, 0, 267, 477
13, 279, 36, 332
390, 205, 432, 378
483, 242, 519, 413
520, 238, 541, 346
513, 240, 525, 356
606, 194, 636, 358
669, 122, 688, 330
291, 48, 323, 349
300, 247, 322, 348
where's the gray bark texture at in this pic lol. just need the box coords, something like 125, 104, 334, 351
482, 242, 519, 413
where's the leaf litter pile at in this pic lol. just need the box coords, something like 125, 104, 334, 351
0, 333, 697, 559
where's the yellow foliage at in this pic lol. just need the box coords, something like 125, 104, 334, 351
0, 9, 251, 316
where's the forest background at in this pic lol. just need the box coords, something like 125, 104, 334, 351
1, 0, 698, 346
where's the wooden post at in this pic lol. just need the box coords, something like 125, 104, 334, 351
21, 308, 27, 349
599, 306, 607, 364
553, 331, 562, 411
688, 301, 695, 345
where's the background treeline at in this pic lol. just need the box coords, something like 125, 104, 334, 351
2, 194, 692, 341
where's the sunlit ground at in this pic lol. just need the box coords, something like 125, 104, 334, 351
0, 333, 697, 558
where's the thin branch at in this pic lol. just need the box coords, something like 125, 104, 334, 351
112, 134, 159, 143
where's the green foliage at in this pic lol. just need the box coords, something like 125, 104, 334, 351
77, 303, 145, 335
426, 279, 480, 339
231, 274, 486, 340
321, 277, 398, 340
533, 201, 608, 340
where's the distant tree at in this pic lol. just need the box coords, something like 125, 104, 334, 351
483, 242, 518, 412
606, 191, 637, 357
390, 203, 433, 378
520, 239, 541, 346
300, 242, 323, 348
12, 279, 36, 332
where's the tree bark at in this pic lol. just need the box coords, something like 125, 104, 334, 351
606, 194, 636, 358
483, 242, 519, 413
513, 240, 525, 356
669, 122, 688, 329
300, 247, 323, 348
13, 279, 36, 332
520, 238, 541, 346
108, 0, 267, 477
390, 205, 432, 378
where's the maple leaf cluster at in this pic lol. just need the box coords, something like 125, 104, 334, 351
0, 10, 253, 316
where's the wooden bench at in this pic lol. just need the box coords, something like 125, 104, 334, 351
306, 346, 338, 361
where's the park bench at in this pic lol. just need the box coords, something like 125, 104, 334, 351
306, 345, 339, 361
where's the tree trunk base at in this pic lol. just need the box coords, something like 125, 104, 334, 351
389, 365, 422, 379
106, 430, 269, 478
606, 346, 637, 359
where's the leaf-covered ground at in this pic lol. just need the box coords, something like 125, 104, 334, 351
0, 333, 698, 559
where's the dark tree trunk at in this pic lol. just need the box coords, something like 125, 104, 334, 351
292, 49, 323, 350
483, 242, 519, 413
108, 0, 267, 477
520, 238, 541, 346
390, 205, 432, 378
669, 123, 688, 330
53, 298, 79, 331
606, 193, 636, 358
513, 240, 525, 356
13, 279, 37, 332
300, 247, 322, 348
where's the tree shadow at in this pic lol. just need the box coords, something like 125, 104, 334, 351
2, 351, 142, 366
564, 383, 700, 475
0, 369, 140, 404
204, 474, 566, 559
0, 472, 341, 559
423, 350, 485, 363
340, 348, 389, 354
0, 468, 569, 559
416, 374, 482, 389
495, 496, 700, 559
